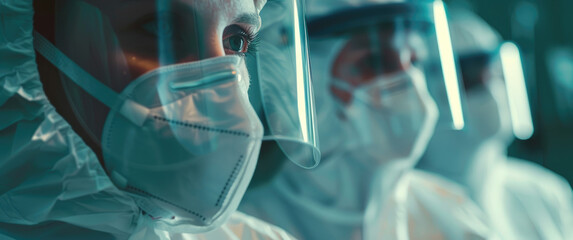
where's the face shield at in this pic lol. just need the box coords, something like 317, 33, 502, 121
307, 1, 464, 162
33, 0, 318, 232
419, 41, 534, 181
247, 0, 320, 170
460, 42, 534, 141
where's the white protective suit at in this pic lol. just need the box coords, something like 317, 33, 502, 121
239, 1, 496, 239
0, 1, 295, 239
417, 6, 573, 240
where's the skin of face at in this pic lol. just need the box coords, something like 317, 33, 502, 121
82, 0, 266, 79
330, 24, 426, 104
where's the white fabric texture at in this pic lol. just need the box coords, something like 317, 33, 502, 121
240, 160, 497, 240
131, 212, 296, 240
364, 169, 496, 240
474, 154, 573, 240
480, 158, 573, 240
240, 152, 377, 240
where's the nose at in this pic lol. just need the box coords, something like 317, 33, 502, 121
198, 32, 226, 60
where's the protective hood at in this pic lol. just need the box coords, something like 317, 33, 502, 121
0, 0, 138, 238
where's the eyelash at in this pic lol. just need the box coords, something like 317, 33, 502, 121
228, 25, 260, 57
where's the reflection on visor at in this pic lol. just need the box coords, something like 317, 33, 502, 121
38, 0, 320, 169
457, 42, 534, 140
247, 0, 320, 169
433, 1, 464, 130
500, 42, 534, 140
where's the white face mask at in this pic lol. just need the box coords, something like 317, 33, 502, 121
103, 56, 264, 232
34, 34, 264, 233
332, 67, 438, 164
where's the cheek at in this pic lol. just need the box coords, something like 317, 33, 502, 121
124, 52, 161, 78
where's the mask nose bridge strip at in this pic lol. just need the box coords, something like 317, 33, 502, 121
169, 70, 237, 90
33, 31, 150, 126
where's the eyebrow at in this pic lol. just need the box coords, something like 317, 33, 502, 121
233, 13, 262, 30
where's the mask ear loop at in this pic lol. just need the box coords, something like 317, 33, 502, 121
34, 31, 150, 127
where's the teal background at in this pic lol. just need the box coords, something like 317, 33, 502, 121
446, 0, 573, 185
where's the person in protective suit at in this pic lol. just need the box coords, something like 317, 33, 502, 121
240, 0, 497, 239
417, 6, 573, 240
0, 0, 320, 239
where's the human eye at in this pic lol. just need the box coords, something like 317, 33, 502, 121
223, 25, 259, 56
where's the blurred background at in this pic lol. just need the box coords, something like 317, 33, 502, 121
445, 0, 573, 184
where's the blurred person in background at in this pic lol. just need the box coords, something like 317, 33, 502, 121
240, 0, 497, 239
417, 6, 573, 240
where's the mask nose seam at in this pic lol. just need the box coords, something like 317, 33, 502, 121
215, 155, 245, 207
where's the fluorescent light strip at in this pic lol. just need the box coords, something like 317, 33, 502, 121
500, 42, 534, 139
433, 1, 465, 130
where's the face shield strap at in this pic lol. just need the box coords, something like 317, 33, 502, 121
307, 2, 434, 38
309, 2, 465, 132
459, 50, 499, 64
458, 50, 499, 91
34, 31, 150, 126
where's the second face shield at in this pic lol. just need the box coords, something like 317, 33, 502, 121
307, 1, 465, 162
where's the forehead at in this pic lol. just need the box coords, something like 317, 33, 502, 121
178, 0, 264, 17
87, 0, 263, 9
85, 0, 265, 24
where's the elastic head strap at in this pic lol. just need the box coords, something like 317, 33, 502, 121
33, 31, 149, 126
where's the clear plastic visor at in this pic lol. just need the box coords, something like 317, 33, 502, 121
307, 1, 466, 131
459, 42, 534, 140
36, 0, 320, 168
247, 0, 320, 169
